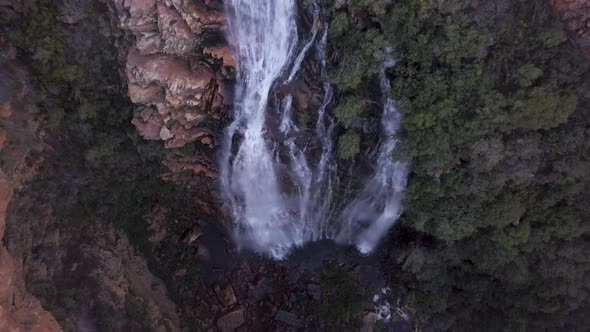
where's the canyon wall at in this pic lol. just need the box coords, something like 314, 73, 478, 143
108, 0, 237, 221
0, 35, 62, 332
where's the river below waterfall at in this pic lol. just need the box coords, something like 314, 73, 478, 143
220, 0, 408, 260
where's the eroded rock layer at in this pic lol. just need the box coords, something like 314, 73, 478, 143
107, 0, 237, 221
111, 0, 234, 150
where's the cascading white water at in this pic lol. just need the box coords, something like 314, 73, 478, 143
286, 4, 319, 83
221, 1, 407, 259
337, 49, 409, 253
220, 0, 300, 258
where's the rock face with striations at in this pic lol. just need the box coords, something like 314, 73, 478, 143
111, 0, 234, 149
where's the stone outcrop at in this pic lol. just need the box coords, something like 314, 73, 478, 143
77, 223, 182, 331
549, 0, 590, 59
0, 36, 62, 332
110, 0, 233, 215
216, 307, 245, 332
111, 0, 234, 150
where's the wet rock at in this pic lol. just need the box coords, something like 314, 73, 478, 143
217, 308, 245, 332
183, 224, 203, 245
222, 285, 238, 306
215, 284, 237, 307
360, 312, 378, 332
196, 242, 211, 260
307, 284, 321, 301
275, 310, 301, 327
240, 261, 252, 274
236, 325, 249, 332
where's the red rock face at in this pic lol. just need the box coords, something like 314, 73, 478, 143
204, 45, 237, 67
112, 0, 234, 151
549, 0, 590, 59
110, 0, 236, 208
110, 0, 235, 216
0, 36, 62, 332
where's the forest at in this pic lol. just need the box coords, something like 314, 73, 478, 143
326, 0, 590, 330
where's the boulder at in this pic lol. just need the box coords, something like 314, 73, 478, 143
274, 310, 301, 326
183, 224, 203, 245
220, 285, 238, 307
159, 125, 173, 140
217, 308, 245, 332
307, 284, 321, 301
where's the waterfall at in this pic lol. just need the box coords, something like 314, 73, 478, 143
337, 48, 409, 253
220, 0, 300, 259
221, 1, 407, 259
286, 3, 320, 83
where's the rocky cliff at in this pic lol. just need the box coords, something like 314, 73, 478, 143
0, 35, 62, 332
1, 1, 388, 331
107, 0, 238, 223
0, 1, 186, 330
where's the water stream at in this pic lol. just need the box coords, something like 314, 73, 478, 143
336, 48, 409, 253
221, 0, 407, 259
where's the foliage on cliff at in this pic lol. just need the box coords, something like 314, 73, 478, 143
2, 0, 195, 329
324, 0, 590, 330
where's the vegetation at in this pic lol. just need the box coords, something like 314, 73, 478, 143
317, 266, 366, 329
323, 0, 590, 330
334, 95, 365, 127
337, 129, 361, 159
3, 0, 589, 330
2, 0, 196, 329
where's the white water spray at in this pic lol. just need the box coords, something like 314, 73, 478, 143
221, 1, 407, 259
220, 0, 300, 258
337, 48, 409, 254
